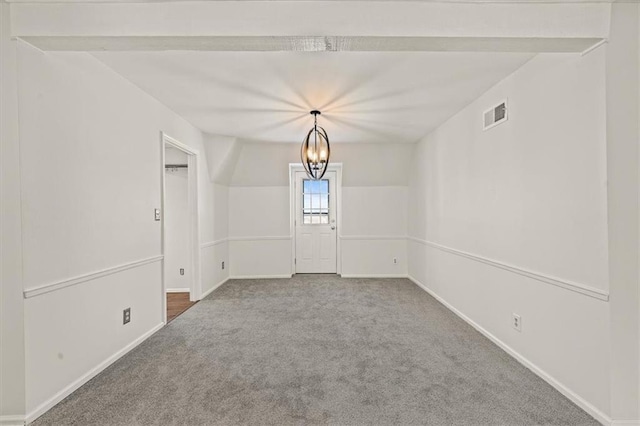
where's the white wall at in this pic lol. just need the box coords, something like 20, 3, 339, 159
14, 41, 220, 421
407, 50, 612, 421
229, 186, 291, 277
164, 149, 190, 291
341, 186, 407, 277
228, 142, 412, 278
200, 134, 230, 295
0, 3, 27, 422
606, 2, 640, 421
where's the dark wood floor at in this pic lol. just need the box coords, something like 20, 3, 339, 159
167, 292, 197, 323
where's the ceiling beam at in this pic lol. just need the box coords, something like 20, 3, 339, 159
10, 1, 610, 40
18, 35, 604, 53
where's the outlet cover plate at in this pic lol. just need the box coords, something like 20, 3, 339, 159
512, 313, 522, 332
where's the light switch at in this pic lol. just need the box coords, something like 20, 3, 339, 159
154, 209, 161, 221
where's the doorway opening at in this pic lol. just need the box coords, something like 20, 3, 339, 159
289, 164, 342, 275
161, 133, 201, 324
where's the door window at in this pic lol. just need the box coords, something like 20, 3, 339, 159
302, 179, 329, 224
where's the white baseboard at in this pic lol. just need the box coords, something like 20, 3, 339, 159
166, 288, 190, 293
611, 421, 640, 426
0, 415, 25, 426
407, 275, 612, 426
340, 274, 408, 279
25, 322, 164, 424
229, 274, 292, 279
200, 277, 229, 300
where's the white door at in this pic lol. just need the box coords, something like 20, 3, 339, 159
295, 171, 337, 273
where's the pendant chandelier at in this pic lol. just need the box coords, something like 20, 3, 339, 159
301, 110, 330, 180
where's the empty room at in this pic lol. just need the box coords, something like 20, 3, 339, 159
1, 1, 639, 425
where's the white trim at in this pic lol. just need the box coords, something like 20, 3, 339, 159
199, 277, 229, 300
200, 238, 228, 249
407, 275, 612, 426
408, 237, 609, 301
25, 322, 164, 425
166, 288, 190, 293
341, 274, 408, 279
610, 421, 640, 426
581, 38, 607, 56
230, 274, 293, 280
0, 416, 24, 426
228, 236, 291, 242
23, 255, 163, 299
340, 235, 407, 241
162, 133, 198, 156
161, 132, 202, 309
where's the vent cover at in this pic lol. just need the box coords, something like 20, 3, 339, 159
483, 100, 508, 130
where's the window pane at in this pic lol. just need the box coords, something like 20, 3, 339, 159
301, 179, 330, 225
311, 194, 320, 210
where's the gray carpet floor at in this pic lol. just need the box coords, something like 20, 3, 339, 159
33, 275, 598, 426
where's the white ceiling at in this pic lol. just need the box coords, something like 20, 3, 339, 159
93, 51, 533, 144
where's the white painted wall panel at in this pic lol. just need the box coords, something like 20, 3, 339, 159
341, 239, 407, 277
228, 185, 408, 277
410, 52, 608, 291
201, 241, 228, 296
0, 3, 26, 418
229, 239, 292, 278
164, 164, 190, 291
407, 50, 611, 418
213, 184, 229, 242
15, 42, 216, 416
341, 187, 407, 236
229, 186, 290, 237
408, 239, 609, 417
229, 142, 413, 187
25, 262, 163, 417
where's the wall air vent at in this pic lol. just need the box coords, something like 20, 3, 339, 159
483, 100, 508, 131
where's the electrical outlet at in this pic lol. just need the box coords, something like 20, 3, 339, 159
393, 258, 398, 264
180, 268, 184, 276
154, 208, 161, 221
123, 308, 131, 325
512, 313, 522, 332
222, 261, 225, 270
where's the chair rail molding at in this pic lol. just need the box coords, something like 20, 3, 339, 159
228, 236, 292, 242
340, 235, 407, 240
200, 238, 229, 249
408, 237, 609, 301
23, 255, 164, 299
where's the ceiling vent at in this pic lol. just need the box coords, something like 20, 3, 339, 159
483, 100, 508, 131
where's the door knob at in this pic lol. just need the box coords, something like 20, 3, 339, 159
331, 225, 336, 230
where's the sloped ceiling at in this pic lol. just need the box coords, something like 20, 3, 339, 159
92, 51, 534, 144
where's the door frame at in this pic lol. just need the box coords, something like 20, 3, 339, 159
289, 163, 342, 276
161, 132, 201, 325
